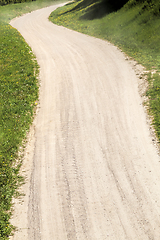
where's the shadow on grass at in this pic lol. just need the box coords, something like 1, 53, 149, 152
80, 0, 114, 20
62, 0, 129, 20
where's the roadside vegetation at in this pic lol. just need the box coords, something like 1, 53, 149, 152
49, 0, 160, 140
0, 0, 35, 7
0, 22, 39, 239
0, 0, 62, 238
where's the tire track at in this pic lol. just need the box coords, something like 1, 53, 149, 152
10, 3, 160, 239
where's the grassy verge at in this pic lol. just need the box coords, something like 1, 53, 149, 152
0, 0, 65, 23
0, 22, 39, 239
0, 0, 63, 238
49, 0, 160, 141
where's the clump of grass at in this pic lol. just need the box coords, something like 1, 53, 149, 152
49, 0, 160, 142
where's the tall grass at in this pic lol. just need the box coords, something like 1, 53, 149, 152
49, 0, 160, 141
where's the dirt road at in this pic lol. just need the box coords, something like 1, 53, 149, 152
10, 3, 160, 239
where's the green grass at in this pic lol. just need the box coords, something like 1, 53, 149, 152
49, 0, 160, 140
0, 22, 39, 238
0, 0, 35, 7
0, 0, 64, 23
0, 0, 63, 238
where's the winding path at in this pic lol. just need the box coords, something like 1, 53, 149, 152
10, 3, 160, 239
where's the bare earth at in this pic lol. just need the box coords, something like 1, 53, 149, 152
10, 3, 160, 240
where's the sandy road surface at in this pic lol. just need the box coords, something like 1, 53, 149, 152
10, 3, 160, 240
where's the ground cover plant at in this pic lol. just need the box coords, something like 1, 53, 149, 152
0, 0, 63, 238
49, 0, 160, 141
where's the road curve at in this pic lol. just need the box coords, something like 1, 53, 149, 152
10, 3, 160, 240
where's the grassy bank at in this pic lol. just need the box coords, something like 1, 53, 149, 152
0, 0, 62, 238
49, 0, 160, 141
